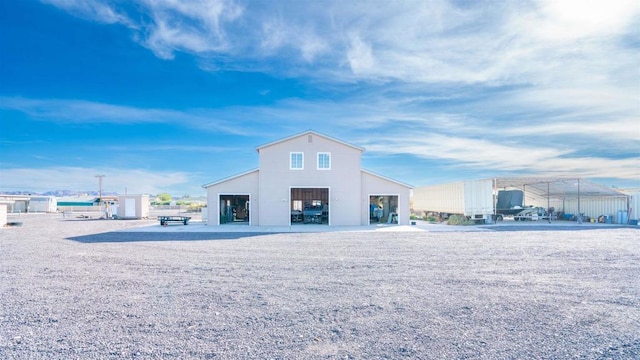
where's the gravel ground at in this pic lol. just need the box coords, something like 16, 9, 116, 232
1, 214, 639, 359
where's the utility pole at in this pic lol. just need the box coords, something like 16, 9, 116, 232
95, 175, 105, 206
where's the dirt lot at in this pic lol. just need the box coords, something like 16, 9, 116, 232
1, 214, 639, 359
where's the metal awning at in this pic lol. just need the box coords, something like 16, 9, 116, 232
492, 177, 628, 200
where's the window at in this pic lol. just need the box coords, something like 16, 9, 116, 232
317, 152, 331, 170
290, 152, 303, 169
292, 200, 302, 211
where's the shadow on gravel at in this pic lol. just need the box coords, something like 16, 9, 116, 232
67, 231, 278, 243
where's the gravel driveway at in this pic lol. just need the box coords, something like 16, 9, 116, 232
1, 214, 639, 359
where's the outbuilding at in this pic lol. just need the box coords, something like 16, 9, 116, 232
413, 177, 634, 224
0, 202, 10, 226
117, 194, 150, 219
203, 130, 412, 227
0, 195, 56, 213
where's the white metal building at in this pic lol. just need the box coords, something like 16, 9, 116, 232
117, 195, 150, 219
413, 177, 634, 224
0, 195, 57, 213
28, 196, 57, 213
0, 202, 9, 226
203, 130, 412, 227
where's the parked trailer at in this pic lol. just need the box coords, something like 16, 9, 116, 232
412, 180, 494, 223
512, 207, 551, 221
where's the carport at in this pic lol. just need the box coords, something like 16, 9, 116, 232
493, 177, 631, 223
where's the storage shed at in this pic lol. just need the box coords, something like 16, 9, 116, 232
117, 195, 149, 219
28, 196, 57, 213
0, 202, 8, 226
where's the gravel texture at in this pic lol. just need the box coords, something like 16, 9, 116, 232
1, 214, 639, 359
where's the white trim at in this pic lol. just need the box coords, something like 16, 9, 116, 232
368, 193, 401, 225
256, 130, 365, 153
317, 152, 331, 170
361, 169, 413, 189
217, 193, 252, 226
290, 152, 304, 170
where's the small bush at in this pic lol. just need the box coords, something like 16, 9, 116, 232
447, 214, 475, 225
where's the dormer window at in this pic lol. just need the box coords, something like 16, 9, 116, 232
290, 152, 303, 170
317, 152, 331, 170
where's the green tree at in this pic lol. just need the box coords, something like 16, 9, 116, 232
157, 193, 172, 202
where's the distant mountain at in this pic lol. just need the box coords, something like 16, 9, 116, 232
1, 190, 119, 197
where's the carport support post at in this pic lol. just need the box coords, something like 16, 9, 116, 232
547, 182, 551, 223
577, 179, 582, 224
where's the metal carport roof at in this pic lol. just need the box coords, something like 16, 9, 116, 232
492, 177, 629, 200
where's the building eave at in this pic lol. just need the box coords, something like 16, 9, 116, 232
202, 169, 259, 188
361, 169, 413, 189
255, 129, 365, 153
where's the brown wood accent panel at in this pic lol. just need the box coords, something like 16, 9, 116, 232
291, 188, 329, 208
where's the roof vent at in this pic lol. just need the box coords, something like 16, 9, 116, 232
308, 134, 313, 143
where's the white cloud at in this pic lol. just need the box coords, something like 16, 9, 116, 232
0, 167, 199, 195
140, 0, 244, 59
42, 0, 640, 88
526, 0, 640, 41
0, 96, 247, 135
346, 35, 375, 75
362, 134, 640, 181
42, 0, 129, 24
19, 1, 640, 187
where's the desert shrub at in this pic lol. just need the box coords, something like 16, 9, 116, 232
447, 214, 474, 225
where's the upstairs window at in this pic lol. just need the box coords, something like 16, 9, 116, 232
317, 152, 331, 170
290, 152, 303, 170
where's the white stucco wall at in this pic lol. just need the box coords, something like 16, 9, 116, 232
205, 170, 259, 225
257, 133, 363, 226
361, 171, 412, 225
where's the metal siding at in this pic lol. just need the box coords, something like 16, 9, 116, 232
413, 180, 493, 217
464, 180, 494, 216
622, 192, 640, 221
206, 171, 259, 225
528, 196, 628, 220
258, 133, 362, 226
361, 172, 411, 225
412, 182, 464, 215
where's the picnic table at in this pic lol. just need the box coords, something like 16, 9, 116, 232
158, 216, 191, 226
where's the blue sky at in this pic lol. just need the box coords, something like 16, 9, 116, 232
1, 0, 639, 196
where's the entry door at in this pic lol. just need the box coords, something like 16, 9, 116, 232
125, 198, 136, 217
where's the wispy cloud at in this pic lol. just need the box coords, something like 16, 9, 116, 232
0, 166, 201, 195
361, 133, 640, 181
42, 1, 640, 81
42, 0, 130, 25
0, 96, 247, 134
18, 0, 640, 189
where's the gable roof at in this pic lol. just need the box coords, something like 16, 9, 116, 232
362, 169, 413, 189
255, 130, 365, 153
202, 169, 259, 188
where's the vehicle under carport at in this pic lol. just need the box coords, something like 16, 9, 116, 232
493, 177, 631, 224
